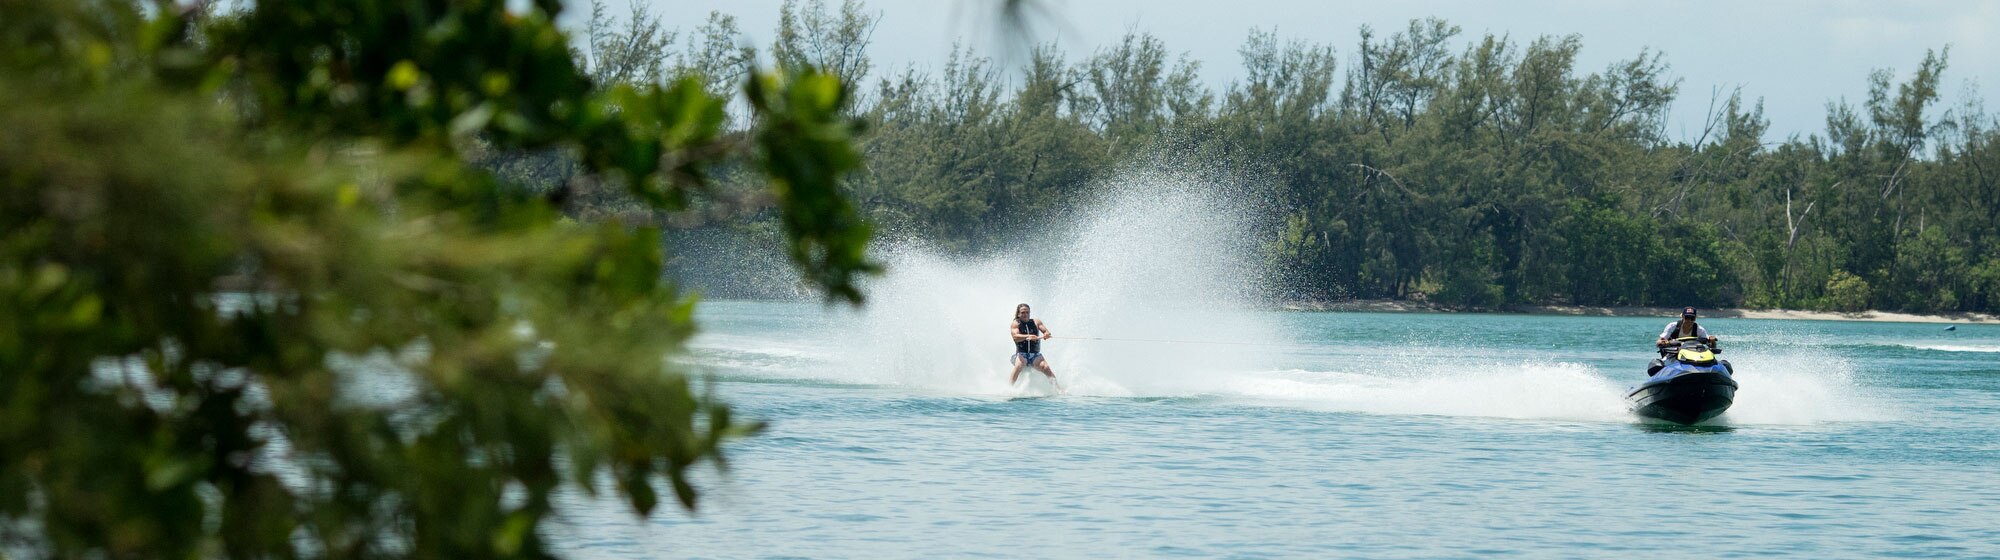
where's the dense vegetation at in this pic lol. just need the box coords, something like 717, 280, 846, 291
557, 1, 2000, 314
2, 0, 874, 557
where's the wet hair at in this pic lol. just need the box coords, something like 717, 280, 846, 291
1015, 303, 1030, 315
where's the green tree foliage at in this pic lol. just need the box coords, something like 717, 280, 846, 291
1, 0, 874, 557
727, 8, 1997, 313
1825, 270, 1874, 312
773, 0, 879, 80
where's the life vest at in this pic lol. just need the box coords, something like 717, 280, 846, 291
1673, 321, 1702, 339
1015, 319, 1040, 353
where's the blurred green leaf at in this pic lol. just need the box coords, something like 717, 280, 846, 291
1, 0, 879, 557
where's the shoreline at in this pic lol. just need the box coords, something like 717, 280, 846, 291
1279, 300, 2000, 325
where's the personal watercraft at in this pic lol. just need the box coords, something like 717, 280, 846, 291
1628, 337, 1737, 424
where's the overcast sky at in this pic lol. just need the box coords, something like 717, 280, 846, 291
632, 0, 1996, 143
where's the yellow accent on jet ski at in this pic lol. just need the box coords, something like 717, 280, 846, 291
1669, 337, 1717, 364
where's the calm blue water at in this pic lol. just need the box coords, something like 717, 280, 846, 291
549, 301, 2000, 558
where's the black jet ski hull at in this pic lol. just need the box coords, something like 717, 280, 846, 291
1627, 369, 1737, 425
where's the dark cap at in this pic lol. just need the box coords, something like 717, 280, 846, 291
1682, 306, 1698, 318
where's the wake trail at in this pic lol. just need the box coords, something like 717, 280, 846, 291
1893, 343, 2000, 353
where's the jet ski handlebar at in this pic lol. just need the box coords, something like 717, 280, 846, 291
1656, 336, 1721, 354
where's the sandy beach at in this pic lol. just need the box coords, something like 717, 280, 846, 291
1281, 300, 2000, 325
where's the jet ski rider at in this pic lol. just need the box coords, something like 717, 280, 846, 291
1650, 306, 1720, 376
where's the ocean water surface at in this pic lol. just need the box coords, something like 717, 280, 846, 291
545, 302, 2000, 558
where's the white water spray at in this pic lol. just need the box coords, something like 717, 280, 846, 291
1712, 344, 1899, 424
843, 164, 1279, 397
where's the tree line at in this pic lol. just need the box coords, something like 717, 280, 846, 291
523, 0, 2000, 313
